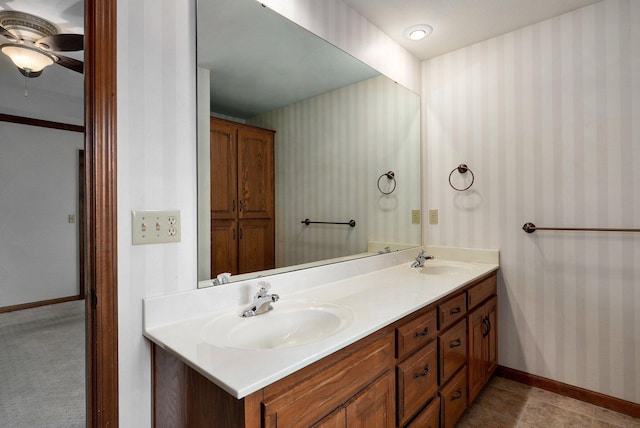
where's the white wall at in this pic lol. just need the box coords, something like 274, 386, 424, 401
116, 0, 197, 426
249, 75, 421, 267
423, 0, 639, 403
0, 122, 83, 307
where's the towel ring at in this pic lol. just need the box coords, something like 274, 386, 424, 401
448, 164, 474, 191
377, 171, 397, 195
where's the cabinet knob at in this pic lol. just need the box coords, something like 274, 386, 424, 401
450, 307, 462, 315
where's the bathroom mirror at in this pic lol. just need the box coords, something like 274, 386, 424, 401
197, 0, 421, 286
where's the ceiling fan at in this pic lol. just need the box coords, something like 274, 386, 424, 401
0, 10, 83, 78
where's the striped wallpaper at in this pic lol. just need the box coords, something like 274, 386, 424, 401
249, 75, 421, 267
423, 0, 639, 403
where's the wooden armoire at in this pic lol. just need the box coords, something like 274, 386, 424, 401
209, 117, 275, 277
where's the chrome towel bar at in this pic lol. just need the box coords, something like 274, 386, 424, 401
301, 218, 356, 228
522, 222, 640, 233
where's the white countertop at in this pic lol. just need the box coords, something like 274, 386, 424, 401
143, 247, 499, 399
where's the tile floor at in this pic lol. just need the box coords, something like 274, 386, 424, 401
456, 376, 640, 428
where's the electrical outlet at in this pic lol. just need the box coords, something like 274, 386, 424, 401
429, 209, 439, 225
411, 210, 421, 224
131, 210, 181, 245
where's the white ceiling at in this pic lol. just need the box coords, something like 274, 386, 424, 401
342, 0, 601, 60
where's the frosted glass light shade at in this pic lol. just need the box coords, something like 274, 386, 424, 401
1, 43, 55, 72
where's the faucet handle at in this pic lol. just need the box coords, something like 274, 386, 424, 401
257, 281, 271, 295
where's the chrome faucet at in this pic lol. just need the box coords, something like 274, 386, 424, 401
411, 250, 434, 268
240, 282, 280, 317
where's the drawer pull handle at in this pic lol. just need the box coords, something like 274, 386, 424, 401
413, 327, 430, 338
449, 339, 462, 348
450, 307, 462, 315
451, 388, 463, 401
413, 365, 430, 379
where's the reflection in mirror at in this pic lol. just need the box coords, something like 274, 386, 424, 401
197, 0, 421, 286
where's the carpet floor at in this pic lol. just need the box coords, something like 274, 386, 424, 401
0, 300, 85, 427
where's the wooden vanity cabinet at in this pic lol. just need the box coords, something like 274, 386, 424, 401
151, 271, 499, 428
209, 117, 275, 276
467, 275, 498, 404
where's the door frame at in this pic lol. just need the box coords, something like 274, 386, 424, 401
84, 0, 118, 425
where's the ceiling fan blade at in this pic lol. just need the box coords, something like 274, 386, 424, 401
18, 67, 43, 78
56, 54, 84, 74
36, 34, 84, 51
0, 24, 18, 41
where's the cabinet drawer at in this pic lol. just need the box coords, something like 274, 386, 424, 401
397, 341, 438, 426
467, 274, 497, 311
396, 307, 437, 359
438, 293, 466, 330
438, 319, 466, 385
405, 395, 440, 428
263, 329, 394, 428
440, 368, 467, 428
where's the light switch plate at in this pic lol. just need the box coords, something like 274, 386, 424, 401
411, 210, 421, 224
429, 209, 439, 225
131, 210, 181, 245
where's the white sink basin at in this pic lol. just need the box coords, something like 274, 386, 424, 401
416, 262, 472, 276
202, 300, 354, 350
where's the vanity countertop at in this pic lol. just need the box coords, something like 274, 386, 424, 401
143, 246, 499, 399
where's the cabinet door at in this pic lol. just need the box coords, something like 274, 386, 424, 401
238, 219, 275, 274
467, 304, 485, 403
467, 296, 498, 404
237, 126, 274, 219
345, 371, 395, 428
313, 408, 346, 428
211, 219, 238, 276
210, 119, 238, 220
485, 296, 498, 378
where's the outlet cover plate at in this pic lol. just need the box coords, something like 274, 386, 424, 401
131, 210, 181, 245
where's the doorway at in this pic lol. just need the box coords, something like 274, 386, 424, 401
0, 0, 117, 424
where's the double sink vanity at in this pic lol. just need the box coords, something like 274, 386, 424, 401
144, 246, 499, 427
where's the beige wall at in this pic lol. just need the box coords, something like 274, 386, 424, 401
423, 0, 639, 403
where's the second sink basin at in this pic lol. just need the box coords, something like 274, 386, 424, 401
202, 300, 354, 350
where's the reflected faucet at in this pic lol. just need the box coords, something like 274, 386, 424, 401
212, 272, 231, 286
240, 282, 280, 317
411, 250, 434, 268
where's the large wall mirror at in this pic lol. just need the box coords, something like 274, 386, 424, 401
197, 0, 421, 286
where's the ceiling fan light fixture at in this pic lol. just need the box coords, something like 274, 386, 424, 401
1, 43, 56, 73
404, 24, 433, 41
